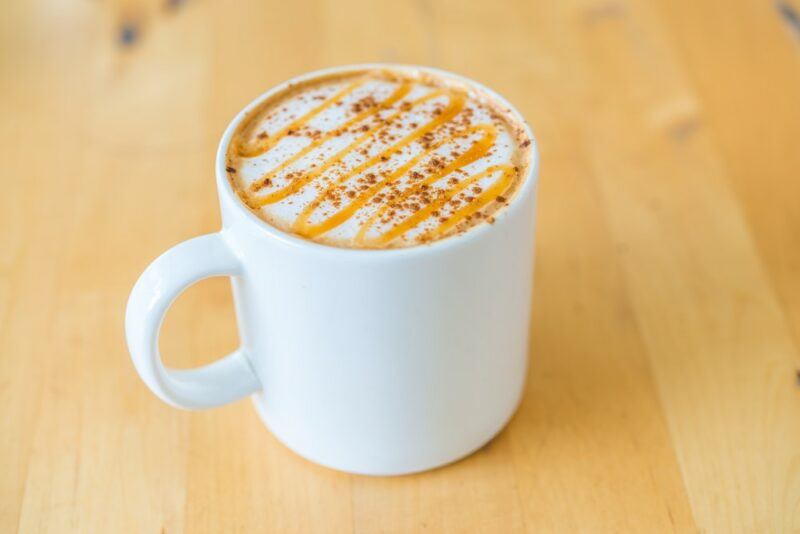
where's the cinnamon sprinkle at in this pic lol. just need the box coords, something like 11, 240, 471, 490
228, 68, 530, 248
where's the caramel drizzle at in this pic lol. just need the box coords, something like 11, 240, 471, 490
362, 165, 515, 247
245, 81, 414, 193
294, 124, 496, 239
236, 78, 367, 158
236, 76, 517, 245
246, 87, 464, 206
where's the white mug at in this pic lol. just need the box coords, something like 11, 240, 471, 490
126, 64, 539, 476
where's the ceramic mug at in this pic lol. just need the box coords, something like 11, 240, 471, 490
125, 64, 539, 476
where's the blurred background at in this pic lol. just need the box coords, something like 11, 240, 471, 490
2, 0, 800, 532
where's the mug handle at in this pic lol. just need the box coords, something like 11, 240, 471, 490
125, 232, 262, 409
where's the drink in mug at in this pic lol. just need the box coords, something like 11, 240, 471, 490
126, 64, 539, 475
226, 67, 532, 248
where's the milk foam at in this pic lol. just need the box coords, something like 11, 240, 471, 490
227, 69, 530, 248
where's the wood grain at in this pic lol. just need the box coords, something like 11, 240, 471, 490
1, 0, 799, 531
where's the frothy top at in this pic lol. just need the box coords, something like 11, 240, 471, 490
226, 68, 532, 249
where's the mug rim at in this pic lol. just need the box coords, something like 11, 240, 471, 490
215, 63, 539, 257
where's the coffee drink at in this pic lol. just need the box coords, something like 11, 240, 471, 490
226, 67, 532, 248
130, 64, 539, 474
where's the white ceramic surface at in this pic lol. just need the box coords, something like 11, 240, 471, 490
125, 64, 539, 476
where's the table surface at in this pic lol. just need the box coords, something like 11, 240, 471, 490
3, 0, 800, 532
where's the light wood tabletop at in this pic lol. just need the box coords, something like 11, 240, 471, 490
2, 0, 800, 532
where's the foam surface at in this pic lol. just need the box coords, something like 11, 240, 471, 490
226, 68, 531, 248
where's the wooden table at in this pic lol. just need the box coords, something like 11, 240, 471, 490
3, 0, 799, 531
